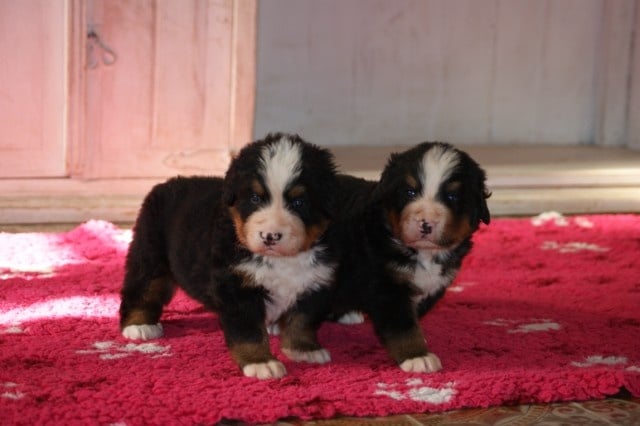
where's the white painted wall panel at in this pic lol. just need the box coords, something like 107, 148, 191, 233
255, 0, 608, 146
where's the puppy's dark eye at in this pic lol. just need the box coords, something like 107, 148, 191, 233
291, 198, 305, 209
406, 189, 418, 199
250, 193, 262, 205
445, 193, 459, 203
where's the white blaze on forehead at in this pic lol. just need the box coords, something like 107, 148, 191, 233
259, 137, 302, 201
418, 145, 460, 199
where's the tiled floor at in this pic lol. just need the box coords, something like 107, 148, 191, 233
212, 395, 640, 425
242, 394, 640, 426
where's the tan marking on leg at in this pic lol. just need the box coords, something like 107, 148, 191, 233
228, 340, 275, 369
280, 313, 322, 353
280, 313, 330, 364
383, 327, 428, 365
144, 277, 175, 305
121, 309, 159, 328
120, 277, 173, 329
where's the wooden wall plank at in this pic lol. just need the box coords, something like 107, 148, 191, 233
490, 0, 547, 144
230, 0, 257, 152
533, 0, 601, 145
84, 0, 156, 177
625, 1, 640, 150
594, 0, 635, 147
255, 0, 607, 146
153, 0, 209, 150
67, 0, 88, 178
435, 0, 496, 144
201, 0, 233, 152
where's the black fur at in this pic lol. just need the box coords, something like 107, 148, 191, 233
119, 133, 337, 378
326, 142, 490, 369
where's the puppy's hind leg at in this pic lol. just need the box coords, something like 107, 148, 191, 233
120, 275, 174, 340
119, 236, 175, 340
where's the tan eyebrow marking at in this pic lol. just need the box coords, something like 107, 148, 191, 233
287, 184, 306, 199
445, 181, 462, 192
251, 179, 265, 196
406, 175, 418, 189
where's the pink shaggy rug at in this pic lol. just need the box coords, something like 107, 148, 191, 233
1, 214, 639, 425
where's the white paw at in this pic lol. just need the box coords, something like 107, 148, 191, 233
242, 360, 287, 379
281, 348, 331, 364
267, 323, 280, 336
121, 323, 163, 340
337, 311, 365, 325
399, 353, 442, 373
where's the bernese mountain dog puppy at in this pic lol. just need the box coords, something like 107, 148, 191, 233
328, 142, 490, 373
119, 133, 337, 379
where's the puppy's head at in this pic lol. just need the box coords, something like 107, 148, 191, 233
224, 133, 336, 257
376, 142, 490, 251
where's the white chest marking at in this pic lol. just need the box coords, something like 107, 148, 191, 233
234, 246, 334, 324
410, 251, 455, 305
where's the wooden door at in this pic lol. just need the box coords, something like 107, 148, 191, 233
0, 0, 256, 224
0, 0, 67, 178
78, 0, 255, 178
0, 0, 255, 180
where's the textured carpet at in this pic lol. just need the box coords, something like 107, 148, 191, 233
1, 214, 639, 425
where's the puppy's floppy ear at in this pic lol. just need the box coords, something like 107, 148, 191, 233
477, 188, 491, 225
222, 153, 240, 206
474, 168, 491, 226
374, 152, 403, 205
223, 186, 236, 206
457, 149, 491, 227
301, 141, 338, 220
316, 147, 338, 219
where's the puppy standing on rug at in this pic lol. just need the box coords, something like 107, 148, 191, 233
328, 142, 490, 373
119, 133, 337, 379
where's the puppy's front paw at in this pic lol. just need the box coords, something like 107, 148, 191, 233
121, 323, 163, 340
399, 353, 442, 373
281, 347, 331, 364
337, 311, 365, 325
242, 360, 287, 379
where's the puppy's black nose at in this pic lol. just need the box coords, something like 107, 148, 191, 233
260, 232, 282, 246
421, 222, 433, 235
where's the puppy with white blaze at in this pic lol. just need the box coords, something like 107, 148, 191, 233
327, 142, 490, 373
119, 133, 337, 379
